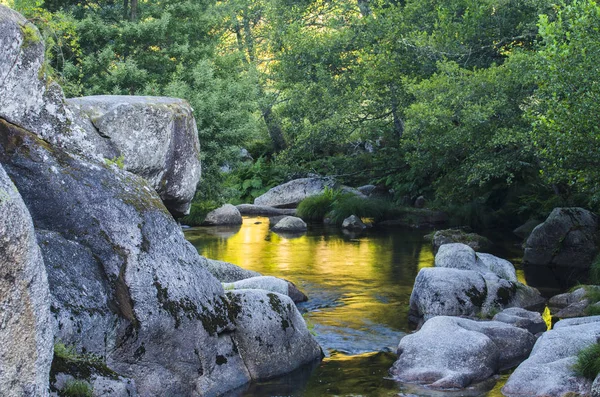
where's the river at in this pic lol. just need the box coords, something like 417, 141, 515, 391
184, 217, 528, 397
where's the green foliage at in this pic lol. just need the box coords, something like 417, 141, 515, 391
328, 196, 393, 225
590, 256, 600, 285
104, 155, 124, 169
524, 0, 600, 209
20, 23, 41, 46
296, 188, 342, 222
573, 341, 600, 380
54, 342, 79, 361
61, 379, 93, 397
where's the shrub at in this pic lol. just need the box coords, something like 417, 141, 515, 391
328, 196, 393, 225
573, 342, 600, 380
589, 255, 600, 285
62, 379, 93, 397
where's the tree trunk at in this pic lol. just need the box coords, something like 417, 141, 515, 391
130, 0, 137, 21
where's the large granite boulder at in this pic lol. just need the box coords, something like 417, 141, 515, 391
503, 316, 600, 396
524, 207, 599, 269
202, 204, 243, 226
254, 177, 334, 208
0, 119, 321, 395
0, 164, 53, 397
68, 96, 201, 217
390, 316, 535, 389
228, 290, 323, 379
409, 244, 544, 322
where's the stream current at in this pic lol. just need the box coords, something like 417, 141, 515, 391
184, 217, 528, 397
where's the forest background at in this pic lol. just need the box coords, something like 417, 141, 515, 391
5, 0, 600, 228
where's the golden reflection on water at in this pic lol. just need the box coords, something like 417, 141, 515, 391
186, 216, 434, 333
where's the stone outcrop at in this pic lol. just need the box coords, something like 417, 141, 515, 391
254, 177, 335, 208
524, 207, 599, 269
272, 216, 308, 233
0, 164, 53, 397
503, 316, 600, 396
409, 244, 544, 323
202, 204, 243, 226
390, 316, 535, 389
68, 96, 201, 217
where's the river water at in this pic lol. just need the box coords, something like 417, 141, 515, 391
184, 217, 525, 397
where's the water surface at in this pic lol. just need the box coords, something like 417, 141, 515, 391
184, 217, 511, 396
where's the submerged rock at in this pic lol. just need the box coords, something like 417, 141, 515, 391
0, 163, 53, 397
236, 204, 296, 216
254, 177, 334, 208
524, 207, 599, 269
429, 229, 492, 254
409, 244, 544, 323
503, 316, 600, 396
342, 215, 367, 231
272, 216, 308, 233
391, 316, 535, 389
203, 204, 243, 226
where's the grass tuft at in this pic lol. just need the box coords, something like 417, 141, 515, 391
589, 255, 600, 285
573, 341, 600, 380
62, 379, 93, 397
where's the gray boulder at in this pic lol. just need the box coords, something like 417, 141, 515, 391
414, 195, 426, 208
593, 373, 600, 397
410, 244, 544, 322
357, 184, 376, 196
203, 204, 243, 226
272, 216, 308, 232
342, 215, 366, 231
549, 286, 600, 319
229, 290, 322, 379
513, 218, 542, 240
503, 316, 600, 396
429, 229, 492, 255
203, 259, 261, 283
223, 276, 307, 303
254, 177, 334, 208
435, 243, 517, 283
524, 207, 599, 269
390, 316, 535, 388
0, 164, 53, 397
68, 95, 201, 217
493, 307, 547, 335
236, 204, 296, 217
